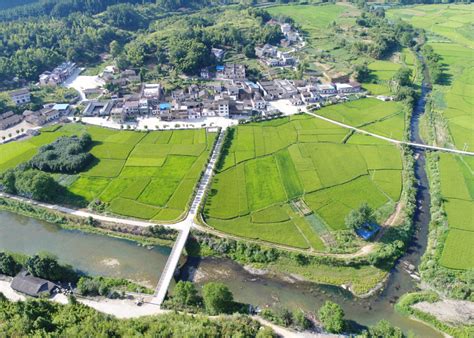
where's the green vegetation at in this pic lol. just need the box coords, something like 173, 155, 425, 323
0, 124, 216, 222
77, 276, 153, 297
317, 98, 405, 140
389, 4, 474, 300
436, 153, 473, 271
202, 282, 234, 316
0, 296, 271, 337
204, 115, 403, 250
318, 301, 345, 334
28, 133, 93, 173
388, 4, 474, 150
0, 251, 78, 283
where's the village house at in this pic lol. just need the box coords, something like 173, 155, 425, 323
23, 110, 46, 126
251, 94, 266, 111
83, 100, 114, 117
0, 111, 22, 130
335, 82, 361, 94
142, 83, 162, 104
222, 63, 246, 80
316, 84, 337, 95
11, 271, 57, 298
52, 103, 71, 115
39, 61, 76, 86
9, 88, 31, 105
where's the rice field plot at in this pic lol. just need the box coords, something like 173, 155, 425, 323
316, 98, 405, 139
205, 115, 403, 249
438, 153, 474, 270
440, 229, 474, 270
0, 124, 215, 222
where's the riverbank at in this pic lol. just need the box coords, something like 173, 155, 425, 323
0, 195, 176, 248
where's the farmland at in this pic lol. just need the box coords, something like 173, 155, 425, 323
388, 5, 474, 270
204, 115, 403, 250
316, 98, 406, 141
0, 124, 216, 222
438, 153, 474, 270
388, 5, 474, 150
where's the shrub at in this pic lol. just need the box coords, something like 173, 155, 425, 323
202, 282, 234, 315
318, 301, 345, 334
28, 133, 93, 174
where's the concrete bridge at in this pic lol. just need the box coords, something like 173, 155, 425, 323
151, 130, 225, 306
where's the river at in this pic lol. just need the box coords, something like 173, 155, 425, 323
180, 63, 441, 337
0, 211, 171, 288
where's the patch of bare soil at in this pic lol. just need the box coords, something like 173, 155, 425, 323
413, 299, 474, 326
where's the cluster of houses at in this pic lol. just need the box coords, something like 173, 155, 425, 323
200, 63, 246, 80
257, 79, 362, 105
255, 21, 302, 68
39, 62, 77, 86
83, 72, 362, 123
84, 79, 271, 123
0, 103, 71, 131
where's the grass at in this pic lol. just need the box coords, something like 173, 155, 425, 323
0, 124, 216, 222
205, 115, 403, 248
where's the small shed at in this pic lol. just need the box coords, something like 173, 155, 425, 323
356, 223, 380, 240
11, 271, 57, 297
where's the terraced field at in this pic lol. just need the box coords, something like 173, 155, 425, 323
204, 115, 403, 250
316, 97, 406, 140
0, 124, 216, 222
388, 4, 474, 149
438, 153, 474, 270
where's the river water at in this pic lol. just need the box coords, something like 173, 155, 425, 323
0, 211, 170, 288
180, 68, 441, 336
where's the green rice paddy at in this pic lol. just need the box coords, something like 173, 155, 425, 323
317, 98, 405, 140
0, 124, 216, 222
438, 153, 474, 270
205, 115, 403, 250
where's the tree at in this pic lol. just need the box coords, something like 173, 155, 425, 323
318, 301, 344, 333
0, 252, 21, 276
202, 282, 233, 315
392, 67, 412, 88
353, 63, 371, 82
0, 169, 17, 194
109, 40, 121, 58
365, 319, 403, 338
173, 281, 198, 307
25, 253, 77, 282
345, 203, 375, 231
